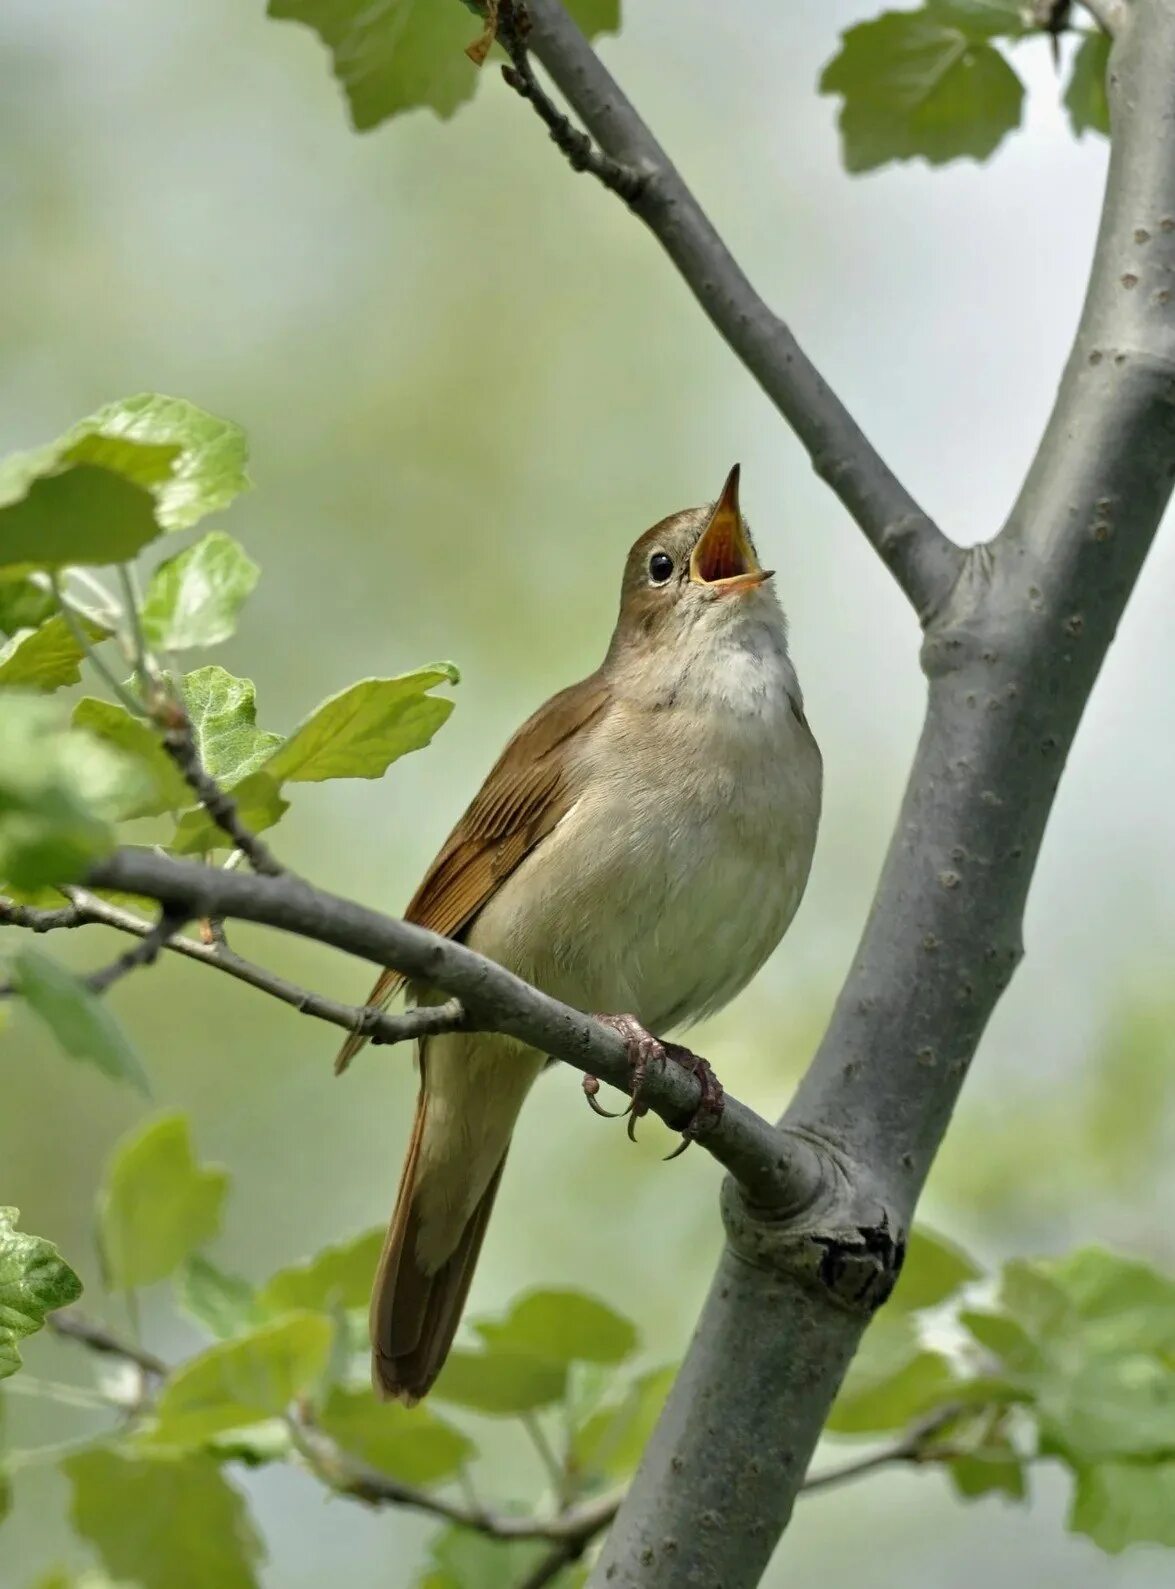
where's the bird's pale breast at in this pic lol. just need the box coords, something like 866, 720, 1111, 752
468, 644, 822, 1034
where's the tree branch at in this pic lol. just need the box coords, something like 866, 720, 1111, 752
46, 1310, 167, 1379
587, 3, 1175, 1584
80, 850, 822, 1210
0, 889, 470, 1053
496, 0, 963, 624
153, 691, 283, 874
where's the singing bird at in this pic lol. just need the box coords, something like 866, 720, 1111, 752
338, 467, 822, 1403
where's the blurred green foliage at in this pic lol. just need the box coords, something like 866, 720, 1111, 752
0, 2, 1168, 1588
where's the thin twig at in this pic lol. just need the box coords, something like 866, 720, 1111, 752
84, 907, 186, 995
51, 576, 147, 718
1, 888, 471, 1051
497, 2, 645, 203
503, 0, 963, 624
151, 690, 283, 875
799, 1403, 964, 1495
46, 1310, 167, 1378
116, 563, 152, 693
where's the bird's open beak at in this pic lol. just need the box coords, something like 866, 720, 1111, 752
689, 464, 773, 593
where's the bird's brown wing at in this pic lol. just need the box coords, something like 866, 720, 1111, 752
334, 672, 611, 1072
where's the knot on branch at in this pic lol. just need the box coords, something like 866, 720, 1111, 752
720, 1151, 905, 1317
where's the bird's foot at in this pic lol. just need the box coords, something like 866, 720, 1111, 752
582, 1013, 724, 1159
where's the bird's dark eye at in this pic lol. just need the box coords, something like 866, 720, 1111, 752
648, 551, 674, 585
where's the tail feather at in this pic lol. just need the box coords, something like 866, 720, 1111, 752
370, 1089, 509, 1404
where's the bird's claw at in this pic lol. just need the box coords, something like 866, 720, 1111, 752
583, 1013, 724, 1156
581, 1073, 624, 1117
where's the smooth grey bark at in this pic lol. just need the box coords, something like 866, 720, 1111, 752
570, 4, 1175, 1585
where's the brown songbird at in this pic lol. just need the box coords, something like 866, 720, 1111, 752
338, 466, 822, 1403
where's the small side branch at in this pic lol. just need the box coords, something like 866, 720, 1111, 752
84, 908, 186, 995
1, 889, 470, 1052
495, 0, 963, 624
47, 1310, 167, 1378
153, 693, 282, 874
497, 5, 645, 203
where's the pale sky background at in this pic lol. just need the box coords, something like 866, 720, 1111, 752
1, 2, 1173, 1586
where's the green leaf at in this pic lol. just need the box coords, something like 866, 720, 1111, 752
1044, 1246, 1175, 1355
433, 1347, 567, 1415
318, 1385, 473, 1482
890, 1226, 980, 1312
0, 576, 56, 635
0, 465, 165, 574
1070, 1459, 1175, 1551
169, 775, 289, 856
71, 698, 192, 820
928, 0, 1030, 37
419, 1526, 548, 1589
0, 396, 247, 572
79, 395, 249, 534
176, 1256, 261, 1339
0, 694, 145, 888
98, 1113, 229, 1290
205, 1419, 293, 1466
65, 1448, 264, 1589
169, 666, 456, 854
1064, 31, 1110, 139
11, 946, 149, 1096
948, 1437, 1027, 1501
268, 0, 480, 129
570, 1365, 676, 1484
827, 1314, 958, 1434
0, 614, 106, 692
268, 1, 623, 134
0, 1207, 83, 1379
263, 666, 458, 783
820, 12, 1025, 174
144, 1313, 332, 1446
141, 532, 259, 651
177, 666, 282, 786
474, 1288, 638, 1366
257, 1228, 383, 1316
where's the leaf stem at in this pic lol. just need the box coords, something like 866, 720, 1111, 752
51, 576, 147, 719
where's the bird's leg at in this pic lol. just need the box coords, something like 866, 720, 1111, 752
583, 1013, 725, 1156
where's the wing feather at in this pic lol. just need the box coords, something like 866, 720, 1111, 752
334, 673, 609, 1071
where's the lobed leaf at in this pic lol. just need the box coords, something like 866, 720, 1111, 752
98, 1113, 229, 1290
0, 694, 146, 888
177, 1256, 262, 1339
257, 1228, 384, 1316
268, 0, 620, 132
71, 698, 192, 820
318, 1385, 473, 1483
0, 1206, 83, 1380
65, 1448, 264, 1589
473, 1288, 638, 1366
0, 614, 107, 692
433, 1347, 567, 1415
1070, 1459, 1175, 1551
144, 1313, 332, 1447
820, 11, 1025, 173
889, 1226, 980, 1312
0, 395, 247, 572
142, 532, 259, 651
